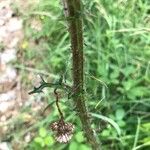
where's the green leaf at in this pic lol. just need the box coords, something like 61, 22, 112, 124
128, 87, 145, 97
101, 129, 110, 137
75, 132, 85, 143
141, 137, 150, 143
90, 113, 121, 136
122, 79, 141, 91
141, 123, 150, 132
123, 80, 133, 91
110, 70, 119, 79
121, 66, 135, 77
115, 108, 125, 120
44, 136, 54, 146
79, 144, 91, 150
39, 127, 47, 137
111, 79, 119, 84
69, 141, 79, 150
127, 86, 148, 99
34, 137, 45, 147
117, 120, 126, 127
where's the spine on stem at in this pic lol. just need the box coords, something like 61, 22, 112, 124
61, 0, 101, 149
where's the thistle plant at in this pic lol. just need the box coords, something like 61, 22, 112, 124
29, 0, 101, 149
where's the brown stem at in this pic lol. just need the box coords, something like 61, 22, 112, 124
62, 0, 101, 149
54, 88, 64, 119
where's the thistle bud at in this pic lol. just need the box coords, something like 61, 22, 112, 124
50, 119, 74, 143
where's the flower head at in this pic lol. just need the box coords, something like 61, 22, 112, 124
50, 119, 74, 143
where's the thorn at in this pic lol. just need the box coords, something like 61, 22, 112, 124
40, 75, 45, 83
28, 90, 34, 95
64, 7, 68, 11
72, 107, 76, 112
58, 75, 63, 84
84, 42, 87, 46
36, 89, 43, 93
40, 90, 44, 93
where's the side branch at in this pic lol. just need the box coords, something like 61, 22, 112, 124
29, 76, 71, 95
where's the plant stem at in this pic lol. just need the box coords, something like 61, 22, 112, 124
63, 0, 101, 149
54, 88, 64, 119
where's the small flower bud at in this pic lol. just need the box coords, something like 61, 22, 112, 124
50, 119, 75, 143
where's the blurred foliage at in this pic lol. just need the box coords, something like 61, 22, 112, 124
13, 0, 150, 149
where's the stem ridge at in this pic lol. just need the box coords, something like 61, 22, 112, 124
63, 0, 101, 149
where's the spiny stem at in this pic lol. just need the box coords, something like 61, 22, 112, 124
62, 0, 101, 149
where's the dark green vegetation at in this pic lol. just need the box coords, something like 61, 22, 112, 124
14, 0, 150, 150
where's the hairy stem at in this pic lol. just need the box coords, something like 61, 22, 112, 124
63, 0, 101, 149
